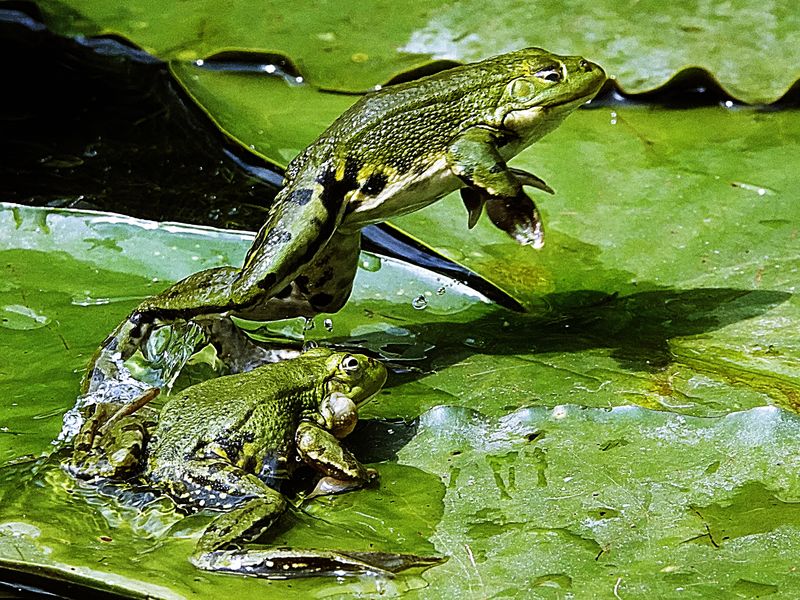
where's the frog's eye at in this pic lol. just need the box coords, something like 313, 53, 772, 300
508, 78, 536, 101
341, 355, 361, 372
535, 67, 563, 83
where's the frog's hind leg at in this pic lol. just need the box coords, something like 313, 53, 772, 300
182, 455, 443, 579
231, 231, 361, 321
183, 462, 389, 578
86, 234, 361, 385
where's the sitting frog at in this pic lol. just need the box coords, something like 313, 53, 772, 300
87, 47, 606, 381
69, 348, 440, 577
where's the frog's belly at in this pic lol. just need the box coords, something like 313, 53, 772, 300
341, 157, 460, 231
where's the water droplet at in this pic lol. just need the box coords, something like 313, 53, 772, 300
323, 318, 333, 332
303, 317, 315, 332
359, 254, 382, 272
436, 286, 447, 296
463, 337, 485, 349
411, 295, 428, 310
731, 181, 775, 196
1, 304, 50, 330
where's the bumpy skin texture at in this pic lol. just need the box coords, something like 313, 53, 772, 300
69, 349, 440, 577
93, 47, 606, 374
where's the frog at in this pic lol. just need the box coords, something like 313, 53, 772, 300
87, 47, 606, 383
69, 348, 441, 577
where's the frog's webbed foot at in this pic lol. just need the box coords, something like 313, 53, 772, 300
296, 421, 375, 484
305, 471, 378, 500
460, 186, 546, 248
191, 492, 416, 579
449, 127, 554, 248
188, 459, 439, 579
192, 546, 445, 579
507, 167, 555, 195
486, 192, 545, 248
66, 394, 157, 480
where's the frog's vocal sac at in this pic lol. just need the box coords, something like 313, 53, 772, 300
85, 47, 606, 376
68, 348, 442, 577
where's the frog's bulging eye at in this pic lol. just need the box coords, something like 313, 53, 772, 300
535, 68, 562, 83
341, 356, 361, 372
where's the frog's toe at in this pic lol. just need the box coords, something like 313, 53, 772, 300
306, 472, 378, 499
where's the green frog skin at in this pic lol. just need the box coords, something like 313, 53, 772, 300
69, 349, 440, 577
90, 47, 606, 377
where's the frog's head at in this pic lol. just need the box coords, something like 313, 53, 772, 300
487, 47, 607, 143
306, 348, 388, 438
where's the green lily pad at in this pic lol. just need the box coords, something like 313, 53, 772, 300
4, 5, 800, 593
169, 62, 353, 166
1, 183, 799, 597
0, 203, 478, 596
397, 403, 800, 598
170, 70, 800, 420
33, 0, 800, 103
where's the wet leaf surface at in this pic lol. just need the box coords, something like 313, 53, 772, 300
2, 200, 799, 597
3, 3, 800, 597
34, 0, 800, 103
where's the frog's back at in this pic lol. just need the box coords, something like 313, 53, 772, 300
146, 362, 323, 469
287, 51, 532, 179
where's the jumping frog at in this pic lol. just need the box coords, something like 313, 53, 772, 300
90, 47, 606, 377
70, 348, 440, 577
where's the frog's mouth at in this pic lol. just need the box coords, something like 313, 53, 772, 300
546, 87, 602, 111
353, 383, 385, 408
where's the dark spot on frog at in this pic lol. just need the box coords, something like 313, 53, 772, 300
266, 229, 292, 246
256, 273, 277, 291
316, 158, 360, 216
295, 275, 311, 294
287, 189, 314, 206
215, 432, 255, 459
310, 293, 335, 310
361, 171, 389, 197
275, 284, 293, 300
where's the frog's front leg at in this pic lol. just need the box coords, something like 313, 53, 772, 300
296, 419, 378, 497
448, 127, 550, 248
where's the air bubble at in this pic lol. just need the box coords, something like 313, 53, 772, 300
411, 295, 428, 310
